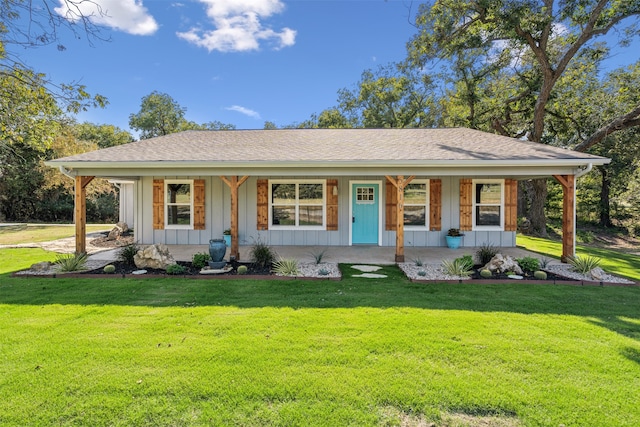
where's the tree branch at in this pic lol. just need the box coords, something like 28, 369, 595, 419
574, 105, 640, 152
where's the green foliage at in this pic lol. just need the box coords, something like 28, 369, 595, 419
534, 270, 548, 280
272, 258, 300, 276
516, 256, 540, 273
442, 256, 474, 277
475, 243, 498, 265
54, 252, 88, 272
480, 269, 492, 278
118, 243, 140, 266
568, 255, 602, 275
192, 252, 211, 269
411, 257, 424, 266
308, 248, 327, 265
236, 265, 248, 275
166, 264, 186, 275
103, 264, 116, 274
250, 239, 276, 269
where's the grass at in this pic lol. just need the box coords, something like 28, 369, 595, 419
0, 249, 639, 426
0, 223, 110, 245
517, 234, 640, 281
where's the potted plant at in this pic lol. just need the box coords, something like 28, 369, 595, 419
446, 228, 464, 249
223, 228, 231, 247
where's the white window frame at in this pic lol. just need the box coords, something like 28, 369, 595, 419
269, 179, 326, 230
165, 179, 194, 230
472, 179, 504, 231
403, 179, 430, 230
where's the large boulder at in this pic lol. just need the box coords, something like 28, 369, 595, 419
482, 254, 524, 275
133, 244, 175, 270
107, 222, 129, 241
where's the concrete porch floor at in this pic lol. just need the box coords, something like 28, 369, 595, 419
91, 244, 555, 265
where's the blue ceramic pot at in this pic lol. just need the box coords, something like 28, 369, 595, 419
445, 235, 462, 249
209, 239, 226, 262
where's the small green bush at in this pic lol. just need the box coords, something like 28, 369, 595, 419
417, 270, 427, 277
517, 256, 540, 273
272, 258, 300, 276
166, 264, 187, 275
237, 265, 248, 275
412, 257, 424, 266
568, 255, 602, 275
308, 249, 328, 265
103, 264, 116, 274
192, 252, 211, 269
480, 269, 492, 278
442, 256, 474, 277
55, 252, 88, 272
251, 238, 276, 268
118, 243, 139, 266
534, 270, 548, 280
476, 243, 498, 265
318, 268, 330, 276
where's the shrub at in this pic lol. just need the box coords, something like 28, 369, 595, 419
308, 249, 327, 265
417, 270, 427, 277
411, 257, 424, 266
118, 243, 139, 266
476, 243, 498, 265
568, 255, 602, 275
480, 269, 492, 278
166, 264, 186, 275
103, 264, 116, 274
517, 256, 540, 273
251, 238, 276, 268
318, 268, 330, 276
539, 257, 551, 269
534, 270, 548, 280
192, 252, 211, 269
55, 252, 88, 272
442, 256, 474, 277
272, 258, 300, 276
237, 265, 248, 275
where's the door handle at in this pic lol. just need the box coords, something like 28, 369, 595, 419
352, 216, 355, 223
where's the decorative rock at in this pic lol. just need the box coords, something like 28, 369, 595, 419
507, 274, 524, 280
132, 270, 147, 275
133, 244, 175, 270
482, 254, 524, 275
590, 267, 606, 281
353, 273, 388, 279
30, 261, 53, 271
200, 266, 233, 275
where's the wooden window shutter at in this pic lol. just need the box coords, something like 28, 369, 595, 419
153, 179, 164, 230
385, 180, 397, 231
256, 179, 269, 230
459, 179, 473, 231
429, 179, 442, 231
326, 179, 338, 231
504, 179, 518, 231
193, 179, 205, 230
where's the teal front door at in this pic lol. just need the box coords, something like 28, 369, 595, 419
351, 183, 379, 244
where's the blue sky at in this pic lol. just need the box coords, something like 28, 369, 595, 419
22, 0, 419, 132
18, 0, 640, 135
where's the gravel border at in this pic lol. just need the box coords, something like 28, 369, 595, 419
276, 262, 341, 279
544, 264, 634, 284
399, 263, 471, 281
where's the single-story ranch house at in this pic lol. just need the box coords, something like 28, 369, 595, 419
45, 128, 609, 262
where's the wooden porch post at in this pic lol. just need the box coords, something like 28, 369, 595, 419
553, 174, 576, 263
386, 175, 415, 263
74, 175, 94, 254
220, 175, 249, 260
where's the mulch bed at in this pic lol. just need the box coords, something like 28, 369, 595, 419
469, 266, 569, 282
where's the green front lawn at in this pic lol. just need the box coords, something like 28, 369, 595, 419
1, 251, 638, 426
0, 223, 110, 245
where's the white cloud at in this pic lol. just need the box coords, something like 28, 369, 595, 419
55, 0, 158, 36
226, 105, 261, 119
176, 0, 296, 52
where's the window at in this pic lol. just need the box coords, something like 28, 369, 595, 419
473, 180, 504, 229
404, 180, 430, 228
165, 180, 193, 229
270, 180, 325, 229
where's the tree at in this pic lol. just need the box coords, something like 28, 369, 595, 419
409, 0, 640, 236
337, 63, 439, 128
73, 122, 134, 148
129, 91, 235, 139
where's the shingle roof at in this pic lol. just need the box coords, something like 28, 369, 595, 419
49, 128, 606, 164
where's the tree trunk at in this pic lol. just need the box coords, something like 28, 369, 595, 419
527, 178, 549, 237
598, 166, 612, 228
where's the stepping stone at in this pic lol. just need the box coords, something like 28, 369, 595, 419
132, 270, 147, 275
351, 265, 382, 272
353, 273, 388, 279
